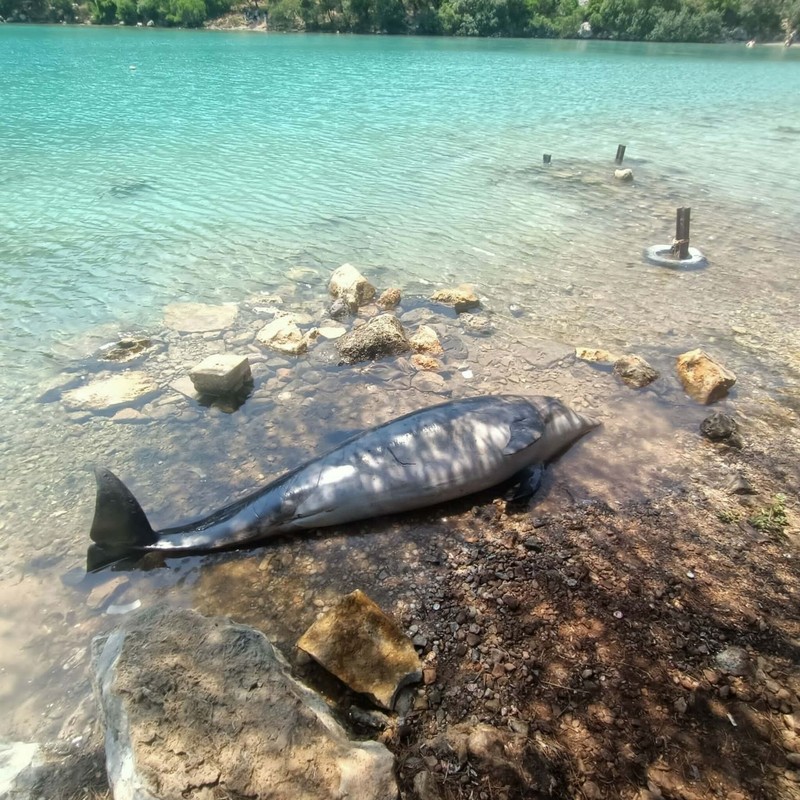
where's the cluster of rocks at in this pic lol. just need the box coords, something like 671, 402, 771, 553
53, 264, 484, 419
86, 598, 427, 800
576, 345, 737, 403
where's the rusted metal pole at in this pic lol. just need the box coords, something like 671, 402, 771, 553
615, 144, 626, 164
675, 207, 691, 259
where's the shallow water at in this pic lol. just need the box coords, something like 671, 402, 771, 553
0, 28, 799, 743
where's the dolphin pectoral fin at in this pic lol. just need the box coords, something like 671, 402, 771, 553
502, 417, 545, 455
87, 468, 159, 572
506, 464, 545, 508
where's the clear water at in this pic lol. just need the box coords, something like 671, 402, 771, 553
0, 27, 799, 742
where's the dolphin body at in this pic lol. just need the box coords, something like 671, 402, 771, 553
87, 394, 599, 571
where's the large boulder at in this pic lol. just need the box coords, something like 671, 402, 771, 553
297, 590, 422, 711
676, 349, 736, 404
328, 264, 376, 310
92, 607, 397, 800
336, 315, 410, 364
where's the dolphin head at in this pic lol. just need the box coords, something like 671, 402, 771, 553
528, 396, 600, 463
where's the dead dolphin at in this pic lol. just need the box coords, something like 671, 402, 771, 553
87, 394, 599, 571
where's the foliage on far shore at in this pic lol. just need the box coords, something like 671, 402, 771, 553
1, 0, 798, 42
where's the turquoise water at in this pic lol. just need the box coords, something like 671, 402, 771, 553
1, 27, 799, 743
2, 28, 800, 381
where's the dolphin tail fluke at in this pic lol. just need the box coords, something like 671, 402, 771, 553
87, 468, 159, 572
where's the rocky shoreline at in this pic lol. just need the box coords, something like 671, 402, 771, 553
2, 264, 799, 800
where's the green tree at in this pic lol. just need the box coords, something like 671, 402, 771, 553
269, 0, 304, 27
375, 0, 406, 30
167, 0, 206, 25
439, 0, 499, 34
116, 0, 139, 22
89, 0, 117, 22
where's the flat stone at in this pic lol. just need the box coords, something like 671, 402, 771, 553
329, 264, 376, 309
430, 284, 480, 313
169, 375, 200, 401
575, 347, 621, 363
676, 349, 736, 404
317, 325, 347, 340
111, 408, 148, 424
93, 607, 397, 800
62, 372, 159, 412
189, 353, 252, 396
411, 371, 448, 393
163, 302, 238, 333
614, 168, 634, 181
297, 590, 422, 710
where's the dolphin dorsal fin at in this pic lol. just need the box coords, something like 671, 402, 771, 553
88, 468, 157, 571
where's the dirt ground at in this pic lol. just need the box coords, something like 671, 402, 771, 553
358, 429, 800, 800
19, 437, 800, 800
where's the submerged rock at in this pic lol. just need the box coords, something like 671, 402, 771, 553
163, 302, 238, 333
92, 607, 397, 800
409, 325, 443, 356
62, 371, 159, 412
297, 590, 422, 711
613, 354, 659, 388
411, 353, 441, 371
328, 264, 376, 310
337, 314, 410, 364
377, 288, 402, 310
430, 284, 480, 313
98, 335, 154, 363
676, 349, 736, 404
575, 347, 620, 364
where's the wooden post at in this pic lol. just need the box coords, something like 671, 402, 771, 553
615, 144, 626, 164
543, 154, 551, 164
675, 207, 691, 259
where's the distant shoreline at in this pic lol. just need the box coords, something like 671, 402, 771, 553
1, 21, 795, 46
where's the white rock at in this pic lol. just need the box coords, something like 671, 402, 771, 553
614, 168, 634, 181
256, 314, 317, 355
328, 264, 376, 309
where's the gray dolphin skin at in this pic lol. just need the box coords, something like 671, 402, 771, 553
87, 394, 599, 571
